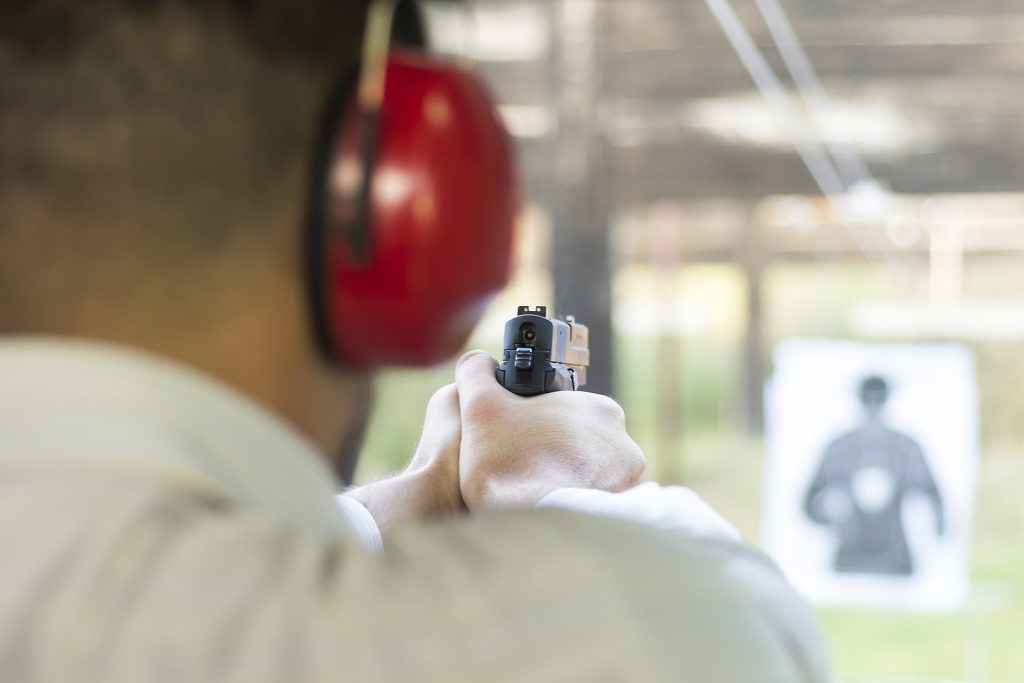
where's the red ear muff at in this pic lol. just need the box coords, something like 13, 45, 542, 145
314, 51, 519, 367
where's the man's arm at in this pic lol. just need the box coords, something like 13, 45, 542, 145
343, 350, 646, 532
324, 352, 828, 679
15, 475, 828, 682
61, 496, 827, 682
905, 439, 945, 535
343, 385, 465, 534
804, 441, 850, 527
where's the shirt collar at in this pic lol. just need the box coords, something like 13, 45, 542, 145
0, 338, 350, 537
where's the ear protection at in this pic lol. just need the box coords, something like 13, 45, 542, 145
307, 0, 519, 367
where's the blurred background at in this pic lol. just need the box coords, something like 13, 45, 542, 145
357, 1, 1024, 680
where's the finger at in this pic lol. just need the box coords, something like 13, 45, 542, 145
410, 384, 462, 468
424, 384, 460, 424
454, 350, 505, 407
417, 382, 462, 446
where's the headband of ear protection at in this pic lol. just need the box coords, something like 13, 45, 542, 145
307, 0, 520, 367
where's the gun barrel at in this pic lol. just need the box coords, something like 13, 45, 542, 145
558, 317, 589, 369
497, 306, 589, 395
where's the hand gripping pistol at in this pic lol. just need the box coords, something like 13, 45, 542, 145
496, 306, 590, 395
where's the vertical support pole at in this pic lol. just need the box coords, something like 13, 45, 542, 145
740, 206, 765, 433
551, 0, 615, 397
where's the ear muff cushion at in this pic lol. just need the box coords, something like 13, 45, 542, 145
305, 67, 360, 365
316, 51, 519, 367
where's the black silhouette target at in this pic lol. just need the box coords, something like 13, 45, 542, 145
762, 340, 977, 611
803, 376, 945, 575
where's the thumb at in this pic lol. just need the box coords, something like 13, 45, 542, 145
455, 350, 503, 406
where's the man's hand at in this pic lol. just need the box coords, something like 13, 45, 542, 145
345, 385, 465, 532
455, 350, 645, 511
348, 349, 645, 526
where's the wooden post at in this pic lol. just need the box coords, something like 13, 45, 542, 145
739, 206, 766, 433
550, 0, 615, 398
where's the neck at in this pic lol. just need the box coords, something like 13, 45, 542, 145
28, 274, 372, 460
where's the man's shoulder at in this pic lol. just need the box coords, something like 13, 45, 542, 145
0, 474, 828, 682
389, 508, 794, 609
372, 508, 828, 682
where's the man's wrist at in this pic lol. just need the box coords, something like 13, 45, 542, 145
347, 464, 464, 533
461, 473, 564, 512
404, 461, 465, 520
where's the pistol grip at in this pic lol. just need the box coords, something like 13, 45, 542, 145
496, 358, 577, 396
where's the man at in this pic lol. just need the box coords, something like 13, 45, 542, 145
0, 1, 830, 680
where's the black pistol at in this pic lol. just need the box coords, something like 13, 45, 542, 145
496, 306, 590, 395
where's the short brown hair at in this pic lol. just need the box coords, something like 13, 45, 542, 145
0, 0, 423, 334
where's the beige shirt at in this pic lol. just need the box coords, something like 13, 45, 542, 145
0, 339, 831, 682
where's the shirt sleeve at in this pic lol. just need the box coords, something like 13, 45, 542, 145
9, 479, 830, 682
536, 481, 742, 542
334, 493, 384, 552
536, 483, 830, 681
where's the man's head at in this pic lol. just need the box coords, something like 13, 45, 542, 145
0, 1, 423, 460
859, 375, 890, 417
